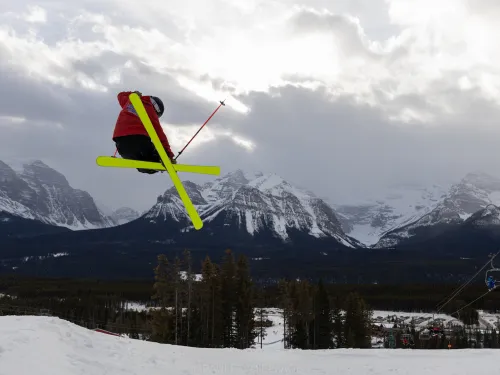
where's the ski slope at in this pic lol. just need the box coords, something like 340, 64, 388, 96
1, 315, 500, 375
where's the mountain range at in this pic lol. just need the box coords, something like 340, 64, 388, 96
334, 172, 500, 247
0, 160, 139, 231
1, 160, 500, 282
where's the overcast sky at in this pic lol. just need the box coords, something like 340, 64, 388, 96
1, 0, 500, 212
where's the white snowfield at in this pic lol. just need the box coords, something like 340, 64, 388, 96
0, 316, 500, 375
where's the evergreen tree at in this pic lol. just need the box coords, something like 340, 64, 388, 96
220, 249, 237, 347
170, 256, 183, 345
255, 288, 268, 348
200, 256, 223, 347
289, 280, 313, 349
343, 292, 372, 348
234, 254, 257, 349
278, 279, 292, 349
151, 254, 173, 343
183, 249, 194, 346
287, 281, 302, 348
331, 296, 344, 348
312, 279, 333, 349
491, 328, 498, 348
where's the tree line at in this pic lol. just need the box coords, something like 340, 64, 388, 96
1, 248, 500, 350
149, 248, 259, 348
278, 279, 372, 349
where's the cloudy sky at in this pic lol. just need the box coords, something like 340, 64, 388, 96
1, 0, 500, 212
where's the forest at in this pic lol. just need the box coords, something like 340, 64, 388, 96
1, 248, 500, 349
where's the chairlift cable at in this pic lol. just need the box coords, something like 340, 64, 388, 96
436, 250, 500, 313
451, 289, 492, 317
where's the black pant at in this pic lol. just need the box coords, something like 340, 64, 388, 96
114, 135, 162, 174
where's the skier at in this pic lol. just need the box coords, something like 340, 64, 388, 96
487, 275, 496, 290
112, 90, 176, 174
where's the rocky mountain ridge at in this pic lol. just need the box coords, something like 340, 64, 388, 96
0, 160, 113, 230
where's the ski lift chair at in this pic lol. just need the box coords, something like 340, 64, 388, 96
485, 255, 500, 289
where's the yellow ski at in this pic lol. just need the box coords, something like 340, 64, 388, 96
96, 156, 220, 176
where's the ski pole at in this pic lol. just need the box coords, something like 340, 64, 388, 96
174, 99, 226, 160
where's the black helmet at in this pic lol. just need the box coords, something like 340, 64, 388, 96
150, 96, 164, 118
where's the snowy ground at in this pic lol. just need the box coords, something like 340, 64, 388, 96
1, 315, 500, 375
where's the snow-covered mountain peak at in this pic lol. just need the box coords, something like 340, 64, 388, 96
0, 159, 113, 230
219, 169, 252, 185
248, 173, 315, 200
141, 169, 360, 247
20, 160, 70, 188
372, 172, 500, 247
249, 173, 288, 190
0, 161, 18, 181
110, 207, 140, 225
201, 170, 263, 203
334, 183, 448, 246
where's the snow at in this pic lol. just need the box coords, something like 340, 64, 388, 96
245, 210, 256, 235
147, 170, 356, 246
22, 252, 69, 262
341, 172, 500, 247
179, 271, 203, 281
334, 183, 449, 245
124, 302, 151, 312
347, 223, 387, 246
0, 157, 41, 174
2, 315, 500, 375
0, 195, 37, 220
0, 160, 114, 230
271, 214, 288, 241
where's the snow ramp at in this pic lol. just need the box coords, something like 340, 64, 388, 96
0, 316, 499, 375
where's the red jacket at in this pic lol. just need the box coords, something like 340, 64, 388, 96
112, 91, 174, 159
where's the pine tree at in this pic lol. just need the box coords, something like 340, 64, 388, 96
200, 256, 223, 347
343, 292, 372, 348
288, 280, 313, 349
312, 279, 333, 349
234, 254, 257, 349
183, 249, 194, 346
200, 256, 214, 346
278, 279, 292, 349
300, 280, 314, 348
331, 296, 344, 348
255, 288, 268, 348
170, 256, 183, 345
220, 249, 237, 347
491, 327, 498, 348
151, 254, 173, 343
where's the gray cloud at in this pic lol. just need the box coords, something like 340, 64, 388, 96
0, 47, 247, 211
2, 0, 500, 215
3, 50, 500, 212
